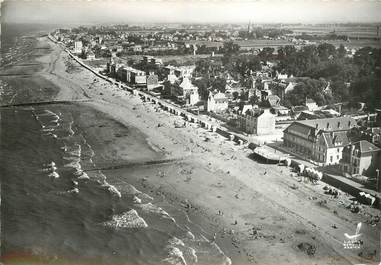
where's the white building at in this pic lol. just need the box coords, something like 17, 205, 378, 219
206, 91, 228, 113
171, 77, 199, 105
305, 98, 319, 111
74, 41, 83, 55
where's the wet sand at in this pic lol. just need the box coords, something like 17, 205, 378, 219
1, 34, 380, 265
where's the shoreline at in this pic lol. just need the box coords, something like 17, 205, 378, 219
1, 33, 380, 265
42, 35, 381, 265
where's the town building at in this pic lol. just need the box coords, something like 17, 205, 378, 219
73, 41, 83, 55
142, 56, 163, 65
272, 105, 290, 116
348, 127, 381, 147
305, 98, 319, 111
267, 95, 281, 108
146, 72, 160, 90
275, 71, 288, 80
283, 117, 357, 165
116, 66, 128, 82
86, 51, 96, 60
206, 91, 228, 113
270, 81, 297, 100
171, 77, 199, 105
132, 45, 142, 52
238, 109, 275, 135
297, 109, 340, 120
340, 140, 380, 176
126, 67, 146, 86
164, 65, 195, 78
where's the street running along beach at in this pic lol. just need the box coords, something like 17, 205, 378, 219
0, 25, 380, 265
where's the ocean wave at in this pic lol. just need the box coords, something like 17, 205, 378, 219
165, 237, 199, 265
185, 231, 195, 241
64, 159, 81, 169
123, 183, 154, 201
41, 127, 55, 132
104, 209, 148, 229
75, 170, 90, 180
135, 203, 175, 223
48, 171, 60, 179
132, 196, 142, 204
67, 187, 79, 194
101, 181, 122, 198
67, 121, 75, 137
41, 166, 57, 172
65, 143, 81, 158
162, 246, 187, 265
82, 140, 95, 161
168, 237, 185, 247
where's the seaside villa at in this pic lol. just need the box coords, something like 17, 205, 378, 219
283, 117, 357, 165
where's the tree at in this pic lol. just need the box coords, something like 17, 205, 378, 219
317, 43, 336, 60
331, 80, 350, 102
284, 78, 328, 106
211, 77, 227, 92
259, 47, 275, 61
222, 41, 240, 56
337, 44, 346, 58
350, 77, 381, 111
193, 78, 210, 100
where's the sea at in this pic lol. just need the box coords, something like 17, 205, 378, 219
0, 24, 231, 265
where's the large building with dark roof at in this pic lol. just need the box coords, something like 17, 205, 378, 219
283, 117, 357, 165
340, 140, 380, 176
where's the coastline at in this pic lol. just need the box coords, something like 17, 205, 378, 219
1, 33, 380, 265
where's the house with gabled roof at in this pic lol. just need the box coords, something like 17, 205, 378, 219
283, 117, 357, 165
238, 108, 275, 135
340, 140, 380, 176
171, 77, 199, 105
305, 98, 319, 111
206, 91, 228, 113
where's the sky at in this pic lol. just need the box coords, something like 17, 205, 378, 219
1, 0, 381, 25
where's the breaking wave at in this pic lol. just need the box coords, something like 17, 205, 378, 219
136, 203, 175, 223
104, 209, 148, 229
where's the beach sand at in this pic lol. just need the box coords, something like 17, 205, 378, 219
2, 35, 380, 265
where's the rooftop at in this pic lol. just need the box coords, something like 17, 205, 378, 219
296, 117, 357, 132
351, 140, 381, 153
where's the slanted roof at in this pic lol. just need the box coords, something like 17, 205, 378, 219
284, 122, 312, 138
322, 131, 350, 148
370, 127, 381, 134
210, 91, 228, 103
179, 77, 196, 90
293, 105, 309, 112
268, 95, 280, 107
357, 140, 380, 153
296, 117, 356, 132
306, 98, 316, 104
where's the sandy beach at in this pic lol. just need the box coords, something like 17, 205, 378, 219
2, 34, 380, 265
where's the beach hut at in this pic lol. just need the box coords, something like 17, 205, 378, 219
298, 164, 305, 174
284, 158, 292, 167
